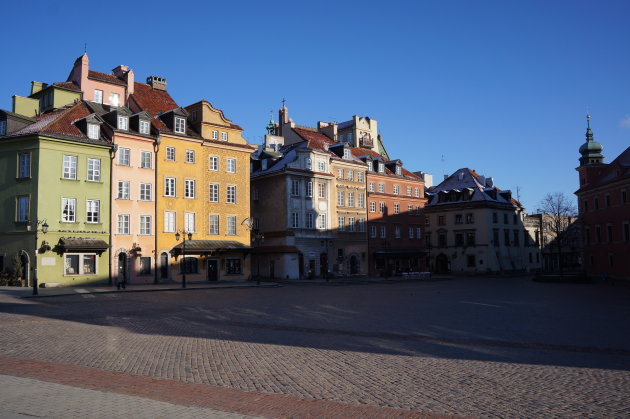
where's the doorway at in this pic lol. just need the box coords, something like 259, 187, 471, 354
207, 259, 219, 281
319, 252, 328, 278
160, 252, 169, 279
435, 253, 449, 273
118, 253, 128, 282
350, 255, 359, 274
269, 260, 275, 279
20, 251, 29, 287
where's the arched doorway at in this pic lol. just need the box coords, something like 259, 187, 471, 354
350, 255, 359, 274
160, 252, 169, 279
19, 251, 30, 287
435, 253, 449, 273
118, 253, 128, 283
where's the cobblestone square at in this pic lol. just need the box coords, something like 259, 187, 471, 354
0, 276, 629, 418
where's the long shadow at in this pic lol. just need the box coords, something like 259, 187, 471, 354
1, 277, 630, 371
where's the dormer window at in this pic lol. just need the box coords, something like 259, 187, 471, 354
174, 117, 185, 134
221, 132, 228, 141
118, 116, 129, 130
343, 149, 351, 160
88, 123, 100, 140
378, 162, 384, 173
0, 120, 6, 135
396, 166, 402, 175
139, 120, 150, 134
262, 160, 268, 170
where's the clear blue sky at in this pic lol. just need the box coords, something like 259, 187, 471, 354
2, 0, 629, 211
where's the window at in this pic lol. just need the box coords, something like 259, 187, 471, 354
408, 204, 413, 213
623, 222, 629, 242
117, 214, 130, 234
380, 226, 386, 238
140, 151, 152, 169
416, 227, 422, 239
209, 183, 219, 202
184, 212, 195, 233
455, 214, 463, 224
306, 158, 312, 169
164, 211, 176, 233
208, 215, 219, 235
370, 201, 376, 212
504, 229, 511, 246
140, 216, 152, 235
348, 170, 354, 181
513, 230, 520, 246
467, 232, 476, 246
65, 254, 97, 275
291, 179, 301, 196
209, 156, 219, 171
18, 153, 30, 178
119, 148, 130, 166
166, 147, 175, 161
337, 191, 345, 206
292, 212, 300, 228
455, 233, 464, 246
395, 225, 401, 238
221, 132, 228, 141
370, 225, 377, 238
109, 93, 120, 107
378, 183, 384, 193
174, 117, 185, 134
61, 198, 76, 222
181, 257, 198, 274
212, 130, 218, 140
139, 257, 152, 275
358, 218, 365, 232
396, 166, 402, 175
338, 216, 345, 231
348, 192, 355, 207
185, 150, 195, 163
306, 213, 314, 229
343, 149, 351, 159
317, 161, 326, 172
317, 214, 327, 229
118, 181, 130, 199
416, 206, 421, 215
414, 188, 420, 197
253, 188, 259, 201
493, 229, 499, 245
140, 183, 152, 201
118, 116, 129, 130
227, 158, 236, 173
465, 213, 474, 223
227, 185, 236, 203
86, 199, 100, 223
357, 172, 364, 182
393, 185, 399, 195
337, 168, 344, 179
94, 90, 103, 104
504, 214, 508, 224
438, 216, 445, 225
63, 155, 78, 179
622, 190, 627, 204
348, 217, 355, 232
16, 196, 29, 222
606, 194, 611, 208
379, 202, 385, 213
185, 179, 195, 199
87, 158, 101, 182
467, 255, 476, 267
378, 162, 384, 173
139, 120, 150, 134
358, 193, 364, 208
164, 177, 176, 197
394, 203, 400, 214
0, 120, 6, 135
438, 233, 447, 247
369, 182, 375, 192
318, 183, 326, 199
493, 212, 498, 223
227, 216, 237, 235
306, 181, 313, 198
513, 214, 518, 224
407, 187, 412, 196
226, 258, 242, 274
607, 224, 613, 242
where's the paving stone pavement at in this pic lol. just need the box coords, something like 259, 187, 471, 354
0, 374, 259, 419
0, 278, 629, 418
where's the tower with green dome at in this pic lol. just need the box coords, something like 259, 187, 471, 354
578, 114, 605, 166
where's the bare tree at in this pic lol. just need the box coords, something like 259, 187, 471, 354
537, 192, 578, 276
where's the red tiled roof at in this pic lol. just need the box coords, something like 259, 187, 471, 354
130, 82, 178, 117
88, 70, 125, 86
52, 81, 82, 92
44, 102, 92, 138
293, 127, 335, 152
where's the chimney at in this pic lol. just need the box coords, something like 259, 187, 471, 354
278, 106, 289, 136
30, 81, 47, 95
146, 76, 167, 91
113, 65, 134, 96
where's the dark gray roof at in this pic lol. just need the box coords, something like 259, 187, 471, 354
171, 240, 251, 256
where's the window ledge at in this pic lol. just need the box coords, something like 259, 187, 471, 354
60, 178, 79, 181
85, 180, 104, 184
84, 222, 103, 225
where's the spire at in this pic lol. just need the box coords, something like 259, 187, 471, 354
585, 113, 593, 142
579, 113, 604, 166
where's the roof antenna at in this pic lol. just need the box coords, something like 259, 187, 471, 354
84, 43, 87, 54
441, 154, 446, 178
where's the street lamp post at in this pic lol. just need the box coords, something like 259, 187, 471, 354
28, 219, 49, 295
252, 231, 265, 286
382, 240, 389, 281
175, 231, 192, 288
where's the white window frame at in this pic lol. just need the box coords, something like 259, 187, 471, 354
317, 161, 326, 172
291, 179, 300, 196
378, 162, 384, 173
18, 152, 31, 178
347, 170, 354, 181
212, 130, 218, 140
227, 185, 236, 204
227, 215, 237, 235
185, 149, 195, 164
140, 151, 152, 169
306, 213, 314, 229
164, 177, 176, 197
227, 158, 236, 173
394, 203, 400, 214
185, 179, 195, 199
380, 202, 385, 213
118, 214, 130, 235
165, 147, 175, 161
94, 90, 103, 104
139, 215, 152, 235
87, 158, 101, 182
164, 211, 176, 233
109, 92, 120, 107
370, 201, 376, 213
393, 185, 399, 195
117, 116, 129, 130
86, 199, 100, 223
118, 181, 130, 199
209, 215, 220, 235
184, 212, 196, 233
338, 216, 345, 231
139, 119, 150, 134
358, 193, 365, 208
357, 172, 364, 182
306, 181, 313, 198
337, 191, 345, 207
370, 225, 377, 238
140, 183, 152, 201
348, 191, 355, 207
64, 253, 97, 276
378, 183, 384, 193
209, 156, 219, 171
118, 148, 130, 166
343, 149, 351, 160
317, 213, 327, 229
61, 198, 76, 222
415, 187, 420, 197
63, 155, 78, 180
291, 212, 300, 228
221, 132, 228, 141
174, 117, 185, 134
209, 183, 219, 202
318, 183, 326, 199
348, 217, 355, 232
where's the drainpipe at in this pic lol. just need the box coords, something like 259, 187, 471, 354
154, 136, 161, 284
108, 144, 118, 286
